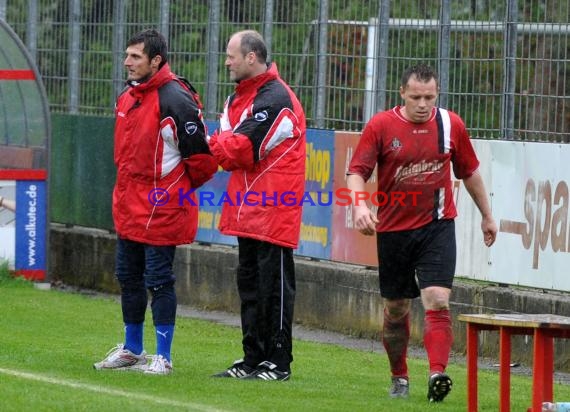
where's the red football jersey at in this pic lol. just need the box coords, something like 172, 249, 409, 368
348, 106, 479, 232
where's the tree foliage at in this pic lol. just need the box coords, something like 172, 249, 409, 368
3, 0, 568, 139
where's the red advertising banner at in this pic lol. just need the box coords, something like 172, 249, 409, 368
331, 132, 378, 266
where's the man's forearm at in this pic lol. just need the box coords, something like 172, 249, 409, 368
463, 171, 492, 219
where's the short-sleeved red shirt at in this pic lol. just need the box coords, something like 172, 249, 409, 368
347, 106, 479, 232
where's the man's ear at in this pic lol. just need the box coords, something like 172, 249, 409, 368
151, 55, 162, 69
247, 51, 256, 65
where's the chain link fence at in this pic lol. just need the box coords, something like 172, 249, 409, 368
1, 0, 568, 141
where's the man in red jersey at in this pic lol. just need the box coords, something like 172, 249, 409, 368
347, 64, 497, 402
209, 30, 306, 381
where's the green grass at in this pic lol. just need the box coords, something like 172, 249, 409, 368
0, 274, 569, 411
0, 260, 35, 288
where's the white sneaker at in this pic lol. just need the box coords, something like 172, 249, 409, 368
145, 354, 173, 375
93, 344, 147, 370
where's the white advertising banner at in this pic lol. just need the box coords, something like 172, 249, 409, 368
455, 139, 570, 292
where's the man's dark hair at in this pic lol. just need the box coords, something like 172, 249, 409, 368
401, 64, 439, 88
127, 29, 168, 68
238, 30, 267, 64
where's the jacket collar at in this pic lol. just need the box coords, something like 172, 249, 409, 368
127, 63, 175, 98
235, 62, 279, 94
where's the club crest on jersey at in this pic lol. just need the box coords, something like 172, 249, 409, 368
185, 122, 198, 135
254, 110, 269, 122
390, 137, 402, 150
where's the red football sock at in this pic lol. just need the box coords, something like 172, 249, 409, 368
424, 309, 453, 375
381, 308, 410, 378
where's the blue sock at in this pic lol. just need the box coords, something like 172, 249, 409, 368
155, 324, 174, 362
124, 323, 144, 355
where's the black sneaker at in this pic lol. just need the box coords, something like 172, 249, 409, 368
389, 377, 409, 399
427, 372, 452, 402
247, 361, 290, 381
212, 359, 256, 378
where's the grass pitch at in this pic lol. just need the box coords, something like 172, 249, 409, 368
1, 269, 569, 411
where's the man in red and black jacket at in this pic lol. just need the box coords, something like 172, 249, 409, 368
210, 30, 306, 381
94, 29, 217, 375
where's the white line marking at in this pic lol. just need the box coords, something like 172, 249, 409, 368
0, 367, 226, 412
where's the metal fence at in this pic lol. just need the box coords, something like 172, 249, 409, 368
1, 0, 569, 141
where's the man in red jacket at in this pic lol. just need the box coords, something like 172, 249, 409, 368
209, 30, 306, 381
93, 29, 216, 375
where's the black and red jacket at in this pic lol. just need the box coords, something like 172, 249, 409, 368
209, 63, 306, 248
113, 63, 217, 245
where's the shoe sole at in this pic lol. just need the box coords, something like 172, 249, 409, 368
93, 357, 149, 371
250, 371, 290, 381
93, 363, 148, 371
428, 375, 452, 402
126, 363, 150, 372
389, 384, 409, 398
212, 366, 256, 379
212, 373, 254, 378
144, 369, 172, 375
389, 393, 409, 399
389, 390, 409, 399
93, 350, 149, 371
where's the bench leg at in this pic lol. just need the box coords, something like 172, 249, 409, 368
532, 330, 554, 412
466, 323, 479, 412
499, 328, 511, 412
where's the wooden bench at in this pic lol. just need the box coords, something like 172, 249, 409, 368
458, 313, 570, 412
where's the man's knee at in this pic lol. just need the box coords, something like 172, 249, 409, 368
117, 274, 145, 291
147, 280, 175, 295
384, 299, 411, 321
421, 286, 451, 310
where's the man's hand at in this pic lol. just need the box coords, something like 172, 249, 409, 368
463, 171, 497, 247
346, 174, 378, 236
481, 216, 497, 247
354, 205, 378, 236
